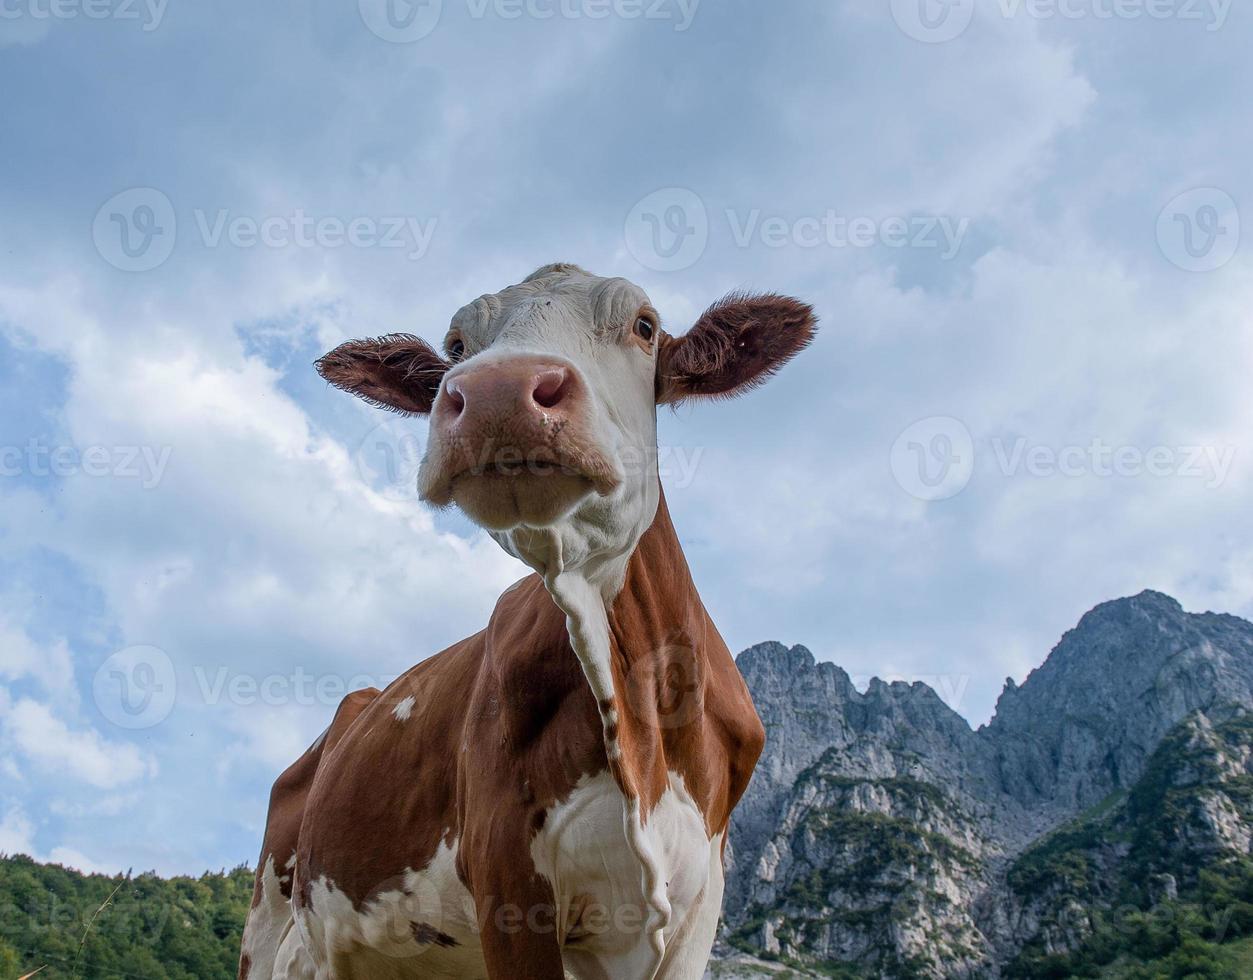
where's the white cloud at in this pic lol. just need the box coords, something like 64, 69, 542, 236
0, 805, 35, 856
3, 698, 156, 789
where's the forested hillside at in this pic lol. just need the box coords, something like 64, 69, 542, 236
0, 856, 251, 979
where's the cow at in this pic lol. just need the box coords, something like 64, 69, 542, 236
240, 263, 816, 980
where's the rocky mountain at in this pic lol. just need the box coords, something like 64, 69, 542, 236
721, 591, 1253, 978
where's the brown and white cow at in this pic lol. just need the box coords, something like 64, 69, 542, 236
240, 263, 816, 980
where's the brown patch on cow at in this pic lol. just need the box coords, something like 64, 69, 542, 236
656, 292, 816, 404
316, 334, 450, 416
412, 921, 460, 948
238, 952, 251, 979
598, 698, 615, 714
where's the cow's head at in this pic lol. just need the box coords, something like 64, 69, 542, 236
318, 263, 815, 587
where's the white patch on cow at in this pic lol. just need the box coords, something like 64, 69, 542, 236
531, 771, 721, 980
290, 839, 488, 979
240, 852, 294, 980
545, 567, 670, 969
273, 918, 317, 980
392, 695, 416, 722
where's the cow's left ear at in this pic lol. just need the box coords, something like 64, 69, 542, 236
656, 293, 816, 405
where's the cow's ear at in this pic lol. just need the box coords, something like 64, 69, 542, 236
316, 334, 450, 416
656, 293, 816, 405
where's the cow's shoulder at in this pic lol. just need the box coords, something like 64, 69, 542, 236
292, 631, 486, 907
249, 684, 381, 910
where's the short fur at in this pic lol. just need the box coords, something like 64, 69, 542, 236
656, 293, 816, 404
315, 333, 450, 416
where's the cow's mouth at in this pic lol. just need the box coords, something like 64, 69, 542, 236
419, 442, 621, 531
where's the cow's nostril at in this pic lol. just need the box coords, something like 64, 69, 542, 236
531, 369, 569, 410
443, 380, 466, 415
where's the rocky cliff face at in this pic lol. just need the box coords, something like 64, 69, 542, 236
721, 592, 1253, 978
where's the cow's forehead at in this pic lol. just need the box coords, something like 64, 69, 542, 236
448, 264, 651, 347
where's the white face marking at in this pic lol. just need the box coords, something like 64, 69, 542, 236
429, 265, 663, 594
392, 695, 416, 722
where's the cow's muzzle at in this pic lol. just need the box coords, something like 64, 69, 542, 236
417, 354, 621, 530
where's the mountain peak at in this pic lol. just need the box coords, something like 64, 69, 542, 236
736, 641, 817, 675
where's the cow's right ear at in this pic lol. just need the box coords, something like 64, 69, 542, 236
315, 334, 450, 416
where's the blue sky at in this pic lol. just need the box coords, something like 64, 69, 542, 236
0, 0, 1250, 875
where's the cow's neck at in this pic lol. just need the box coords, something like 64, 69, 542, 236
519, 484, 699, 967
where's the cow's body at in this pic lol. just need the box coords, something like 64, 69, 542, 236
241, 264, 814, 980
241, 495, 763, 980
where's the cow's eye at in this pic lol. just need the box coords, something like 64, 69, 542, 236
448, 339, 465, 361
634, 318, 654, 343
